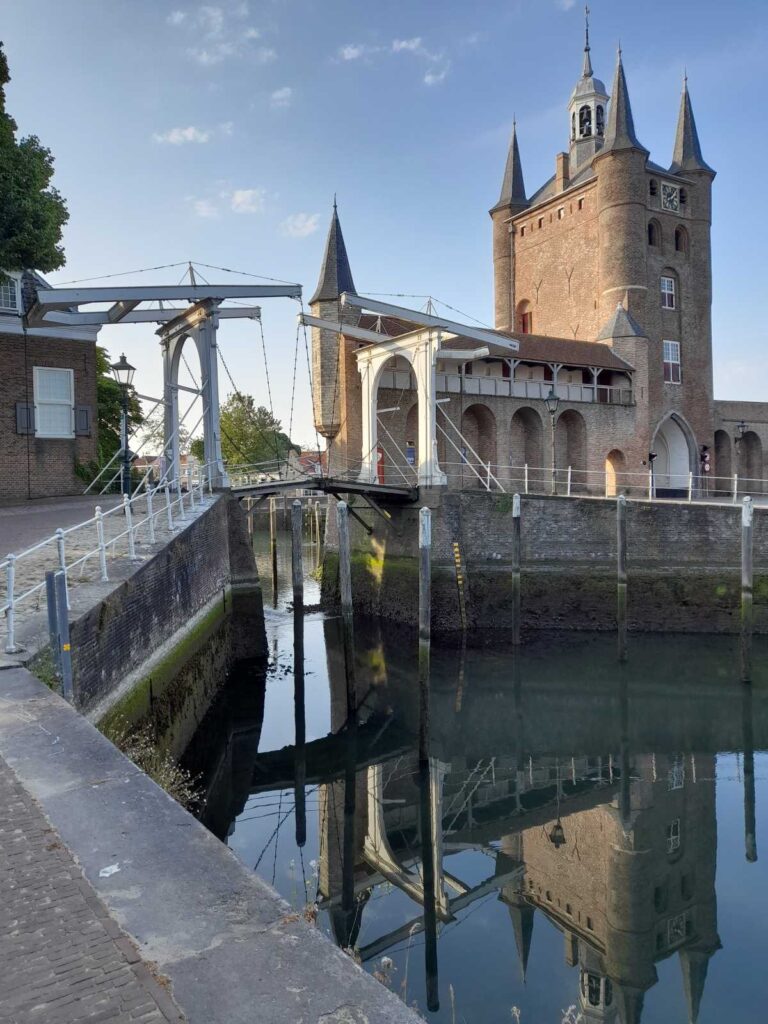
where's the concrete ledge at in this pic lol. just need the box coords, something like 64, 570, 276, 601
0, 667, 420, 1024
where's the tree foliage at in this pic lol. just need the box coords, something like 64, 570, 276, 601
94, 346, 143, 464
0, 42, 68, 273
217, 392, 298, 467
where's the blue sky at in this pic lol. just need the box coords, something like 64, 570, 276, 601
2, 0, 767, 446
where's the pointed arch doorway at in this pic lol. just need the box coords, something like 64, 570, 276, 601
652, 415, 693, 497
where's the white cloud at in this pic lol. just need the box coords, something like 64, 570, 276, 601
229, 188, 266, 213
424, 64, 450, 87
167, 10, 186, 26
338, 43, 379, 61
281, 213, 320, 238
557, 0, 577, 9
270, 86, 292, 108
153, 125, 211, 144
254, 46, 277, 63
172, 3, 269, 66
192, 198, 218, 218
392, 37, 422, 53
197, 5, 225, 37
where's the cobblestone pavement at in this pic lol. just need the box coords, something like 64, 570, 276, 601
1, 491, 209, 652
0, 755, 185, 1024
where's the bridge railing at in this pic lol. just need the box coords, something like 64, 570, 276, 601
1, 463, 219, 655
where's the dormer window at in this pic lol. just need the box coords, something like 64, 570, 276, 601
578, 105, 592, 138
0, 274, 21, 314
596, 105, 605, 136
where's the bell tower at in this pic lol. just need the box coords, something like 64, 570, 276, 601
568, 6, 609, 173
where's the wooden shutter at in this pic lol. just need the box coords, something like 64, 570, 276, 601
75, 406, 92, 436
15, 402, 34, 435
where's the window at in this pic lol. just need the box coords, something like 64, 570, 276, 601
587, 975, 601, 1007
571, 112, 576, 141
538, 216, 544, 229
33, 367, 74, 438
663, 341, 681, 383
648, 220, 660, 247
557, 207, 565, 220
520, 225, 526, 237
680, 188, 687, 206
0, 274, 20, 313
668, 754, 685, 789
596, 105, 605, 136
661, 276, 676, 309
521, 312, 532, 334
649, 179, 658, 197
667, 913, 686, 947
578, 197, 585, 211
675, 226, 689, 254
666, 818, 681, 853
579, 104, 592, 138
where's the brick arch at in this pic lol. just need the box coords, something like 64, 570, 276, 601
516, 299, 533, 334
648, 218, 662, 248
605, 448, 626, 497
555, 408, 588, 491
739, 431, 763, 491
509, 406, 544, 489
714, 429, 732, 494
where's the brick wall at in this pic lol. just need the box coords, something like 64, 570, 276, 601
71, 494, 262, 712
0, 332, 98, 502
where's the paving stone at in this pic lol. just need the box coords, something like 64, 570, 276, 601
0, 756, 184, 1024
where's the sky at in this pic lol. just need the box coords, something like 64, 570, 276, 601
2, 0, 767, 447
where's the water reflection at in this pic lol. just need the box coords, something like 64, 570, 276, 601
181, 534, 767, 1023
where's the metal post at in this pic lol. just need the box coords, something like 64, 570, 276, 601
123, 495, 137, 561
687, 471, 694, 503
55, 528, 69, 609
45, 571, 62, 679
315, 501, 322, 554
648, 469, 653, 500
604, 468, 609, 498
567, 465, 572, 497
742, 685, 757, 862
733, 474, 739, 503
188, 478, 196, 511
146, 489, 156, 544
269, 497, 278, 607
120, 392, 131, 496
291, 499, 304, 613
486, 461, 491, 491
337, 501, 357, 718
5, 555, 17, 654
95, 506, 109, 581
511, 494, 521, 646
54, 570, 74, 703
549, 412, 557, 496
164, 485, 175, 531
617, 494, 628, 663
293, 580, 306, 848
741, 496, 754, 683
177, 479, 187, 521
524, 463, 529, 495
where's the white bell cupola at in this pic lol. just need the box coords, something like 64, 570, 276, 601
568, 8, 609, 172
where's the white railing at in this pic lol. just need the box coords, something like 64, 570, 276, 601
1, 463, 219, 654
377, 370, 633, 406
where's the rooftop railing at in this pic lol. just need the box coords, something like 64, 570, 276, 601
377, 369, 634, 406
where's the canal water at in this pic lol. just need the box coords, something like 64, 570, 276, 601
181, 530, 768, 1024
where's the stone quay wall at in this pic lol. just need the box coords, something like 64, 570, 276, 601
322, 491, 768, 635
70, 493, 263, 714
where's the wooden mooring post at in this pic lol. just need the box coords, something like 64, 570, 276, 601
291, 500, 303, 613
293, 592, 306, 848
742, 684, 757, 862
419, 507, 432, 764
269, 497, 278, 607
741, 496, 754, 683
511, 494, 521, 646
617, 495, 628, 663
337, 501, 356, 718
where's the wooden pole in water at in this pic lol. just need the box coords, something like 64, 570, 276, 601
269, 497, 278, 607
337, 501, 356, 717
336, 500, 358, 924
419, 507, 432, 765
315, 500, 322, 557
742, 683, 757, 862
741, 496, 754, 683
293, 592, 306, 848
511, 493, 521, 646
291, 499, 304, 613
617, 494, 628, 663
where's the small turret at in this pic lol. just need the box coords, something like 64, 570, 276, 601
492, 121, 527, 213
670, 77, 715, 176
310, 198, 356, 304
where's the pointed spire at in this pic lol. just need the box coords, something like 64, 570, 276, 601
492, 121, 527, 212
582, 5, 593, 77
309, 199, 357, 304
670, 77, 714, 175
597, 302, 645, 341
679, 950, 713, 1024
600, 49, 648, 157
614, 983, 646, 1024
506, 898, 534, 981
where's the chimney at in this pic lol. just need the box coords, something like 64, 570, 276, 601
556, 152, 570, 192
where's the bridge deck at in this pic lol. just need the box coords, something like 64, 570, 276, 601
231, 474, 417, 503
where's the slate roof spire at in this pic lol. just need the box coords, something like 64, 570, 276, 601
601, 48, 649, 157
670, 76, 714, 175
506, 896, 534, 982
582, 4, 593, 78
309, 198, 357, 304
492, 120, 528, 212
597, 302, 645, 341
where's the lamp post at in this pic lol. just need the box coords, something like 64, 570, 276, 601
110, 354, 136, 495
544, 386, 560, 495
735, 421, 748, 479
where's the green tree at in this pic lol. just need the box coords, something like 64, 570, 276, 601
138, 406, 190, 455
218, 392, 298, 467
0, 43, 68, 273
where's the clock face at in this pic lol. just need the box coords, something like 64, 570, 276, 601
661, 182, 680, 212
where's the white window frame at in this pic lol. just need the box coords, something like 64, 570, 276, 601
0, 272, 21, 314
33, 367, 75, 439
667, 754, 685, 790
666, 817, 681, 853
661, 276, 676, 310
663, 340, 681, 384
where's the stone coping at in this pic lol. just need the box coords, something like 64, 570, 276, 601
0, 667, 420, 1024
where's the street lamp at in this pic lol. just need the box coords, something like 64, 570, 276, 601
544, 387, 560, 495
110, 354, 136, 496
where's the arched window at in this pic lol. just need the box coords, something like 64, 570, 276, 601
649, 178, 658, 198
596, 105, 605, 136
648, 219, 661, 247
675, 226, 689, 254
571, 112, 576, 141
578, 105, 592, 138
679, 188, 687, 206
516, 300, 533, 334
